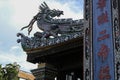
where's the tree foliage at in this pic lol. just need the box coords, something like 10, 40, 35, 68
0, 62, 20, 80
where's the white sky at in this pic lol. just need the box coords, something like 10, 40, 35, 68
0, 0, 84, 72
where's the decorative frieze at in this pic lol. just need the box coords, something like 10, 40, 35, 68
84, 0, 93, 80
112, 0, 120, 80
17, 31, 83, 51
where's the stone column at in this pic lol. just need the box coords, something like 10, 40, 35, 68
31, 63, 57, 80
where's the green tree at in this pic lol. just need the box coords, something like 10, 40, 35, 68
4, 62, 20, 80
0, 64, 3, 80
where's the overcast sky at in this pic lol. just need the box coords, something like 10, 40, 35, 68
0, 0, 83, 72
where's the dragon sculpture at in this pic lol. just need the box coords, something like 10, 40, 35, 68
17, 2, 84, 51
21, 2, 84, 38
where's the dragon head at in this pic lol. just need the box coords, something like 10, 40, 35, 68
50, 9, 63, 17
39, 2, 63, 18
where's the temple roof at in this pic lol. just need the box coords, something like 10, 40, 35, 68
26, 37, 83, 63
17, 2, 84, 64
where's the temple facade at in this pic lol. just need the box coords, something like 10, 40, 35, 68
17, 0, 120, 80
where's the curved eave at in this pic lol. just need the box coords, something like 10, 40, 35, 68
26, 37, 83, 63
26, 37, 82, 53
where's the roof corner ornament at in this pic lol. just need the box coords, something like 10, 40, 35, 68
17, 2, 84, 51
